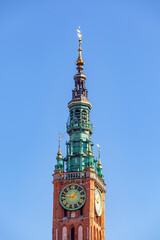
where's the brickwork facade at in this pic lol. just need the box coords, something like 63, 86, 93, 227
52, 168, 105, 240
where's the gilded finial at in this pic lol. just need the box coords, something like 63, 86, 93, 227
57, 139, 62, 156
76, 27, 84, 65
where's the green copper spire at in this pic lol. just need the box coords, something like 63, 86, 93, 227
55, 139, 63, 171
54, 29, 104, 182
97, 149, 104, 179
65, 28, 94, 172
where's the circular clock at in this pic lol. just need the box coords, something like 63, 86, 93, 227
95, 189, 102, 217
59, 183, 86, 211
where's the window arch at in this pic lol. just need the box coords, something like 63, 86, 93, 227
62, 226, 67, 240
78, 225, 83, 240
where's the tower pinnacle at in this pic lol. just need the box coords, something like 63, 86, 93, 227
97, 149, 104, 179
55, 138, 63, 171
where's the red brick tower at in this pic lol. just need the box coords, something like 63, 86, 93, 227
52, 29, 106, 240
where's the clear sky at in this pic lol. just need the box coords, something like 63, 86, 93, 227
0, 0, 160, 239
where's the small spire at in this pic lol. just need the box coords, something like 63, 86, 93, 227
57, 139, 62, 158
55, 136, 63, 171
76, 27, 84, 65
97, 149, 102, 168
96, 146, 103, 179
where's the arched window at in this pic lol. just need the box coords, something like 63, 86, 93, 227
71, 227, 75, 240
75, 109, 80, 123
82, 110, 87, 123
62, 226, 67, 240
78, 225, 83, 240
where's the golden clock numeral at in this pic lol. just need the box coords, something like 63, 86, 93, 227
81, 195, 85, 198
76, 203, 80, 207
79, 199, 83, 203
66, 187, 69, 191
72, 205, 74, 208
63, 200, 67, 205
66, 203, 70, 208
80, 190, 83, 193
62, 197, 65, 200
71, 185, 75, 189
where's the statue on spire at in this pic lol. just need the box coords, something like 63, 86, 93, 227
77, 26, 82, 40
76, 26, 84, 65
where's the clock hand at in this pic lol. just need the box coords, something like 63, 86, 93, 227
66, 194, 74, 198
96, 197, 100, 204
73, 190, 78, 197
66, 191, 77, 199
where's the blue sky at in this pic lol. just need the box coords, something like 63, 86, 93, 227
0, 0, 160, 239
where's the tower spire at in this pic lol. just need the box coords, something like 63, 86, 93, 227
68, 27, 91, 105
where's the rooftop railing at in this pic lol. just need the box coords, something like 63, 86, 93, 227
53, 170, 106, 190
57, 171, 86, 180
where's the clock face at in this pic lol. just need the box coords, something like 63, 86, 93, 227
95, 189, 102, 217
59, 183, 86, 211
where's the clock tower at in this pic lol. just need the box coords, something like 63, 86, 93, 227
52, 30, 106, 240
